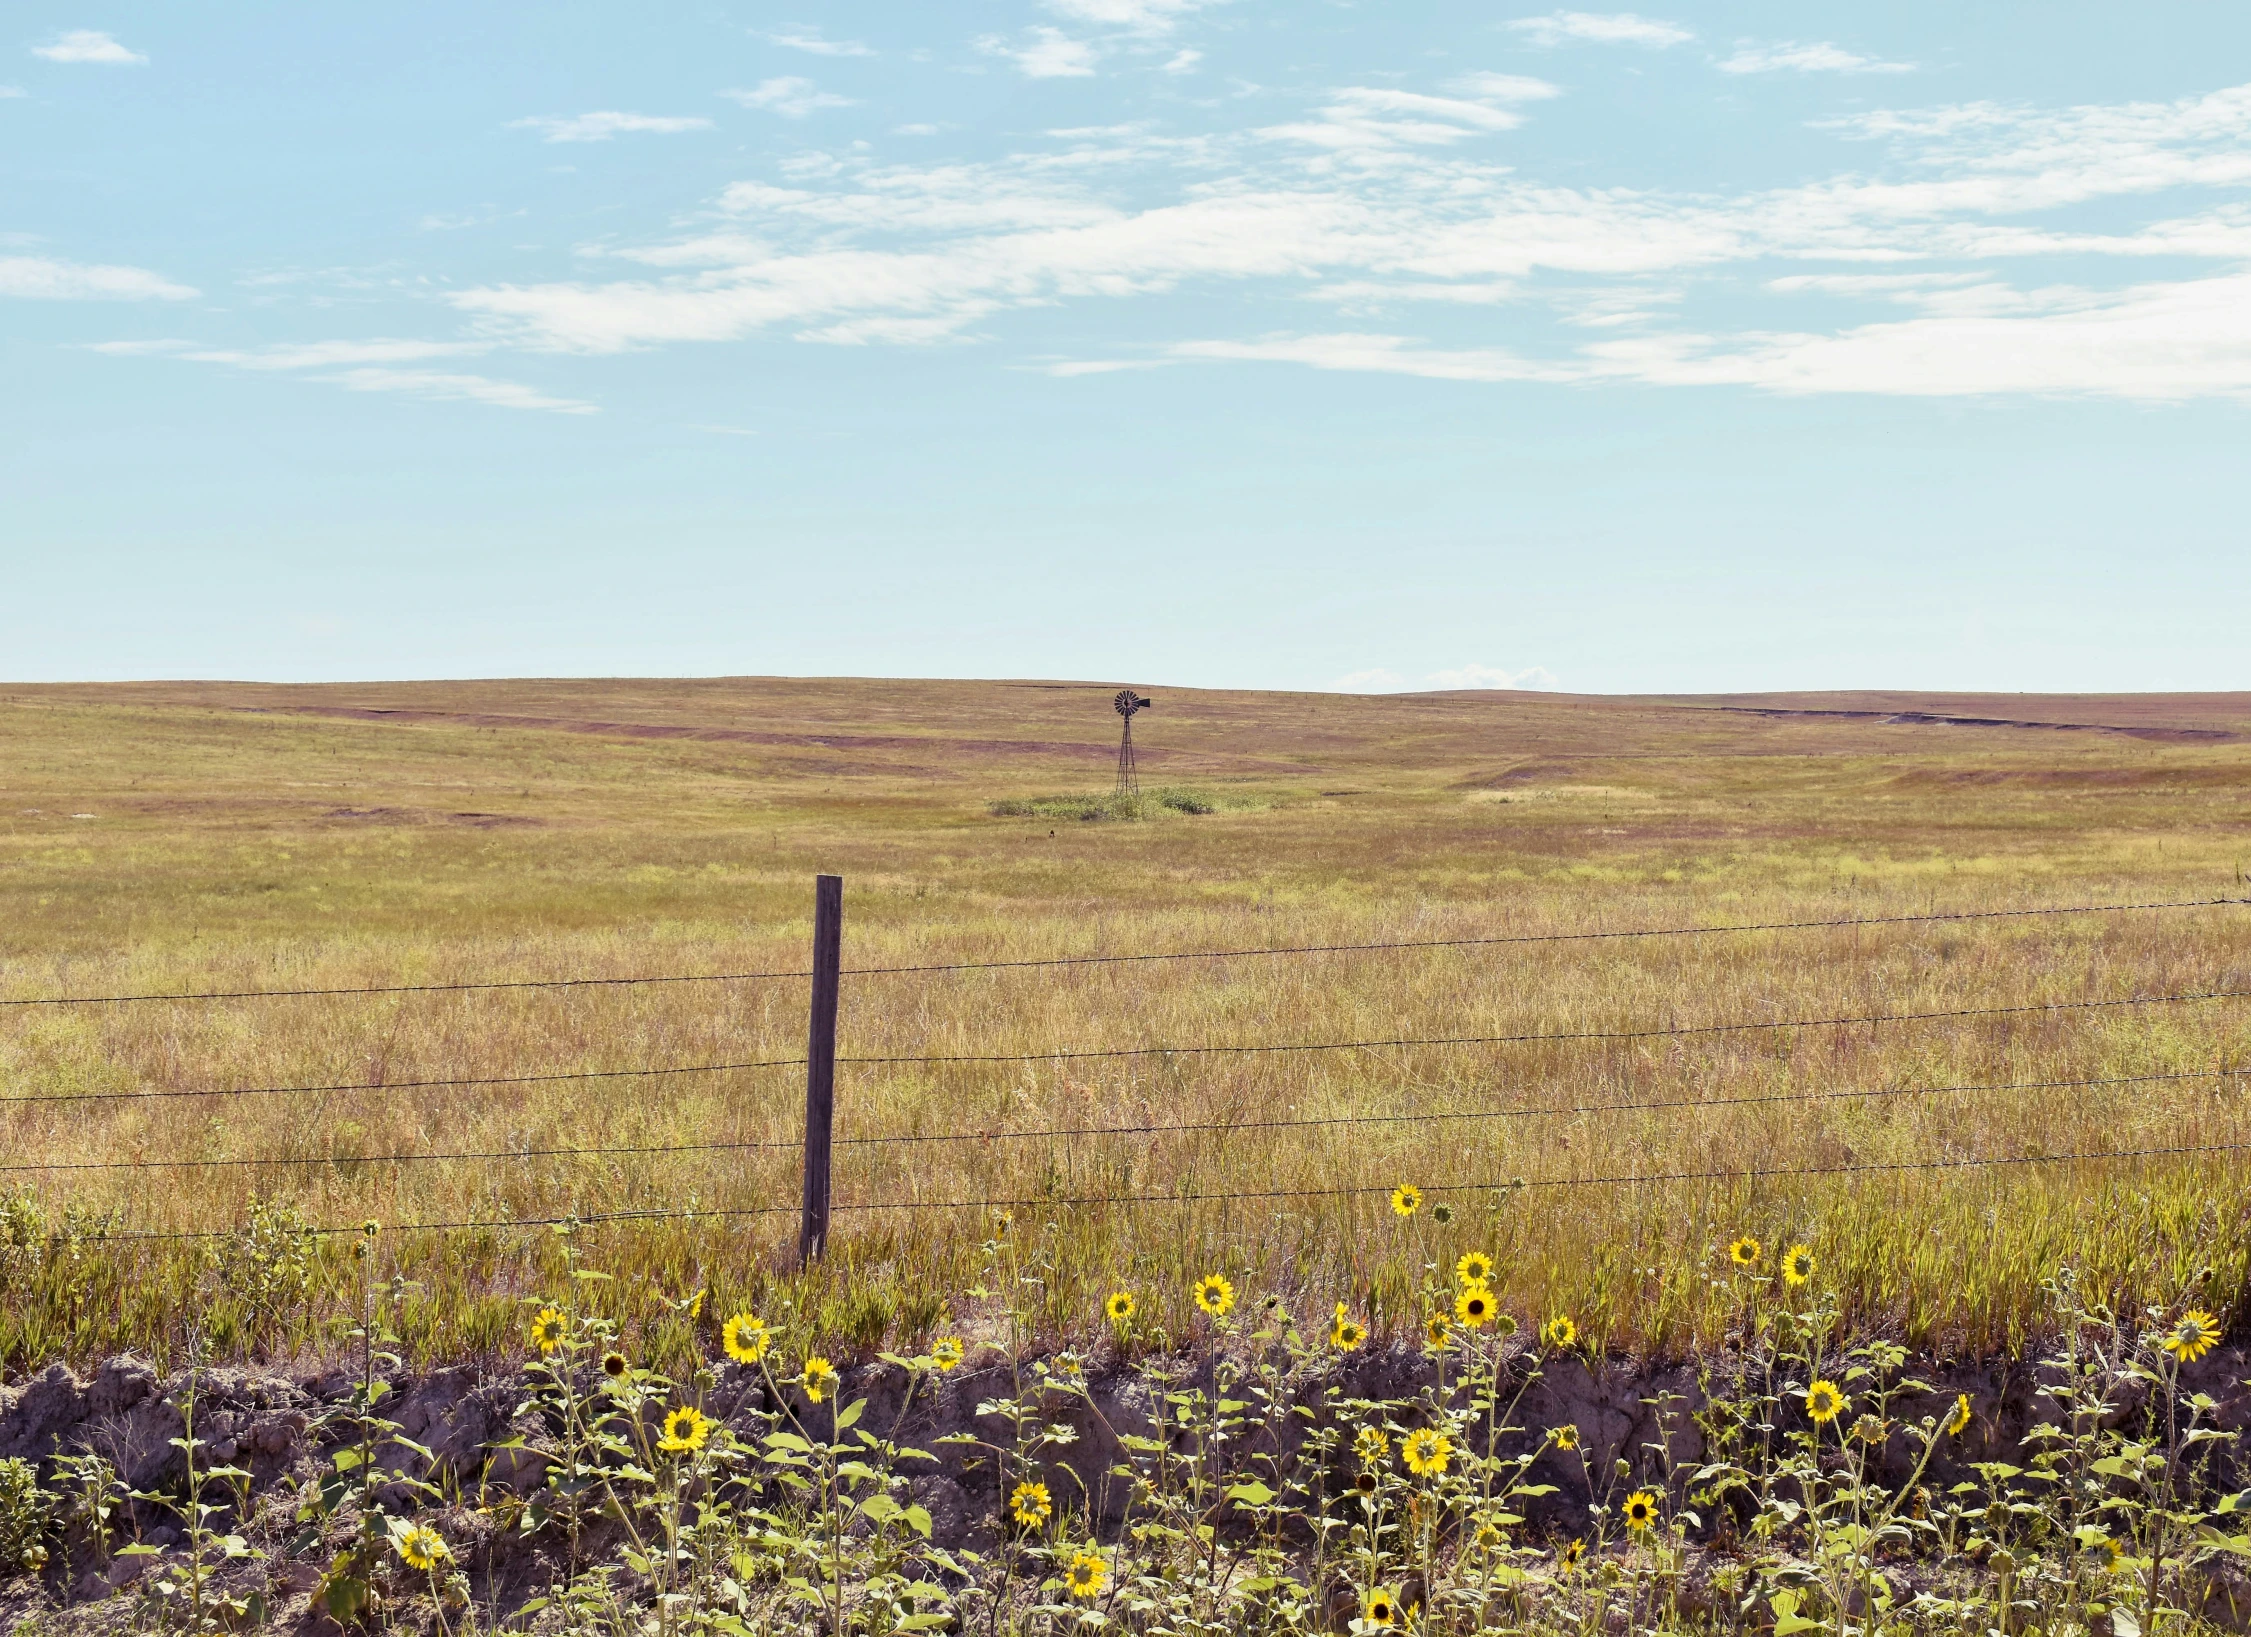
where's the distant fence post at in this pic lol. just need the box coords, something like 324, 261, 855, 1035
799, 874, 843, 1267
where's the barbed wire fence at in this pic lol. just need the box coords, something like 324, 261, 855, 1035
0, 885, 2243, 1258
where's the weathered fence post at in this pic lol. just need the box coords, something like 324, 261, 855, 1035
799, 873, 843, 1266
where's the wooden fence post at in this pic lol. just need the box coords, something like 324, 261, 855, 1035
799, 873, 843, 1266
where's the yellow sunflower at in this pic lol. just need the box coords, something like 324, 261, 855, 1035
1355, 1425, 1390, 1465
930, 1336, 965, 1372
1560, 1538, 1586, 1572
1402, 1427, 1452, 1477
391, 1524, 448, 1571
2163, 1309, 2224, 1363
1010, 1479, 1052, 1527
1552, 1423, 1580, 1451
1455, 1284, 1498, 1329
1782, 1244, 1816, 1287
1805, 1379, 1846, 1424
1425, 1313, 1451, 1351
1946, 1393, 1973, 1436
1390, 1183, 1422, 1218
1193, 1273, 1235, 1317
803, 1355, 839, 1404
1364, 1588, 1400, 1626
1065, 1552, 1108, 1599
1456, 1250, 1496, 1286
600, 1351, 629, 1380
1105, 1289, 1136, 1323
721, 1311, 771, 1365
657, 1405, 712, 1454
1541, 1314, 1576, 1349
1331, 1303, 1367, 1350
528, 1306, 568, 1357
1621, 1490, 1659, 1532
1727, 1235, 1762, 1269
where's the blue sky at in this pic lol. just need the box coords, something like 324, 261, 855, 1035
7, 3, 2250, 693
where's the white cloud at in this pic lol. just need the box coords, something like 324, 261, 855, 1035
895, 122, 943, 136
0, 85, 25, 98
1423, 663, 1560, 690
510, 111, 714, 142
1720, 41, 1913, 75
1046, 0, 1209, 30
1038, 357, 1163, 375
326, 368, 596, 414
1580, 270, 2251, 401
87, 337, 594, 413
1447, 72, 1564, 102
767, 28, 873, 57
1265, 86, 1538, 155
722, 77, 856, 117
1767, 272, 1983, 298
0, 254, 194, 300
980, 28, 1100, 78
1333, 664, 1558, 692
1166, 268, 2251, 403
31, 29, 146, 64
1162, 49, 1202, 74
1170, 332, 1572, 383
212, 339, 490, 369
444, 75, 2251, 404
1508, 12, 1692, 48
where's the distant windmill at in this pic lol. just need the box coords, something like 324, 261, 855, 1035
1113, 689, 1154, 800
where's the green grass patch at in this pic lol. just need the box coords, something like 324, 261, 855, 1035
986, 787, 1244, 821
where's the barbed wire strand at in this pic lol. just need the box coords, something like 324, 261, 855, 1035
8, 1066, 2235, 1174
8, 984, 2242, 1109
837, 985, 2251, 1066
4, 894, 2237, 1008
69, 1135, 2251, 1243
0, 1056, 803, 1110
847, 895, 2251, 978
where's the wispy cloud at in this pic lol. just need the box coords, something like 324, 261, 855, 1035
509, 110, 713, 142
1448, 72, 1564, 102
1334, 663, 1558, 691
1507, 12, 1692, 48
1719, 41, 1913, 75
0, 85, 25, 98
1265, 85, 1547, 154
1580, 270, 2251, 401
722, 77, 856, 116
766, 28, 873, 57
1424, 662, 1559, 690
31, 29, 146, 64
1, 254, 194, 300
1170, 333, 1570, 383
88, 338, 595, 413
446, 77, 2251, 404
1046, 0, 1211, 31
978, 28, 1101, 79
90, 338, 487, 368
326, 368, 595, 413
1162, 49, 1202, 74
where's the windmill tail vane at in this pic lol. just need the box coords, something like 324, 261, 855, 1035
1113, 689, 1153, 800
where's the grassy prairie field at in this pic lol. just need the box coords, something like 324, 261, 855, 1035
1, 677, 2248, 1371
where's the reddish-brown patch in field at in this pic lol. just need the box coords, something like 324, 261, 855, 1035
1706, 706, 2234, 743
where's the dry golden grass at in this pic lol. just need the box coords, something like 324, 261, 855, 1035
1, 677, 2247, 1369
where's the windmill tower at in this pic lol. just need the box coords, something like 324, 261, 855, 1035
1113, 689, 1153, 800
